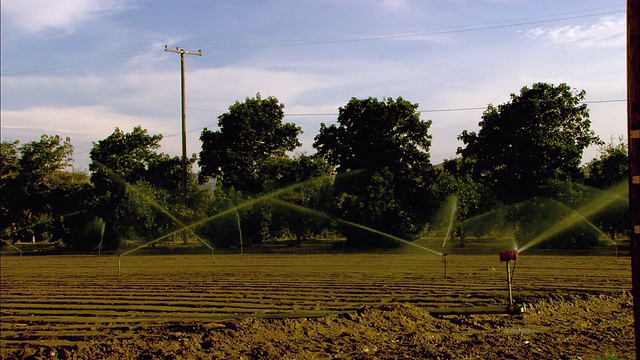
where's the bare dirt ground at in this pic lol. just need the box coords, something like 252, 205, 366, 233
0, 250, 635, 359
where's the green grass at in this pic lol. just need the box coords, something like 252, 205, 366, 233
595, 351, 620, 360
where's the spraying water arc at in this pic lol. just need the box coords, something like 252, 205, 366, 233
518, 182, 627, 253
266, 198, 443, 256
442, 196, 458, 248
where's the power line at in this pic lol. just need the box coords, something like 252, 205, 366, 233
1, 6, 625, 76
1, 45, 159, 76
196, 8, 625, 50
68, 98, 627, 157
186, 99, 626, 117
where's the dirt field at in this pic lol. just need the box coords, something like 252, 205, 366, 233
0, 250, 635, 359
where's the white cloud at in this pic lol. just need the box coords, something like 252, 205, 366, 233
379, 0, 409, 10
526, 15, 625, 49
0, 38, 626, 168
0, 105, 175, 169
1, 105, 170, 138
1, 0, 134, 35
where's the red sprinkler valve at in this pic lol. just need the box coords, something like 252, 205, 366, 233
499, 250, 518, 262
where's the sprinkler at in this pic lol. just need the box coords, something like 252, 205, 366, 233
442, 253, 448, 279
499, 250, 518, 306
426, 250, 524, 317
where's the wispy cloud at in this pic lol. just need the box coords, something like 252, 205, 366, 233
1, 0, 135, 35
379, 0, 409, 10
0, 104, 193, 170
526, 15, 624, 48
0, 105, 171, 139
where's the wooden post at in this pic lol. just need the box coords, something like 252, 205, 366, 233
164, 46, 202, 245
627, 1, 640, 357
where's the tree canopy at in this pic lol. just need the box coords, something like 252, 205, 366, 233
314, 96, 432, 175
457, 82, 601, 203
89, 126, 203, 244
1, 135, 90, 243
89, 126, 164, 187
2, 85, 627, 252
584, 137, 628, 190
314, 97, 436, 247
199, 94, 302, 194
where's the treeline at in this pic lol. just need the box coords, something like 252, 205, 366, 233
0, 83, 629, 251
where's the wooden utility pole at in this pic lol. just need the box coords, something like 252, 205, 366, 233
628, 1, 640, 358
165, 45, 202, 244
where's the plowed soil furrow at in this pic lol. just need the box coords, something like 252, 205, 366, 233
0, 253, 633, 358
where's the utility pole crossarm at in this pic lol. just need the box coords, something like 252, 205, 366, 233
165, 45, 203, 56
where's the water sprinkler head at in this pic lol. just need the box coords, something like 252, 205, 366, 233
499, 250, 518, 262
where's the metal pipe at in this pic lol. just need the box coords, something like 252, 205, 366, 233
427, 304, 523, 316
442, 254, 448, 279
506, 261, 513, 305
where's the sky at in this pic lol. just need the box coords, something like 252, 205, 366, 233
0, 0, 628, 171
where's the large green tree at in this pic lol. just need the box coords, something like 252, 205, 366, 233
1, 135, 91, 244
199, 94, 302, 194
435, 161, 503, 247
584, 137, 628, 190
265, 154, 334, 246
458, 83, 601, 203
583, 138, 629, 239
90, 126, 201, 245
314, 97, 436, 247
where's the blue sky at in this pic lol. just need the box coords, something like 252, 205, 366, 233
1, 0, 627, 170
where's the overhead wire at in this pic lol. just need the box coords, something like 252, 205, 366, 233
1, 44, 160, 76
2, 4, 627, 157
59, 97, 629, 157
1, 6, 625, 76
196, 8, 625, 50
185, 99, 625, 117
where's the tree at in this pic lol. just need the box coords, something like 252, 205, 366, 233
89, 126, 201, 245
196, 186, 245, 249
314, 97, 436, 248
0, 135, 87, 244
584, 138, 629, 239
199, 94, 302, 194
584, 137, 628, 189
508, 198, 601, 250
0, 141, 20, 229
264, 154, 334, 246
458, 83, 601, 203
90, 126, 164, 187
434, 162, 503, 247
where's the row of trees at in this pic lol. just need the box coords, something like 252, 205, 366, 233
0, 83, 629, 251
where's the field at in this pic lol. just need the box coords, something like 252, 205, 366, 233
0, 248, 635, 359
